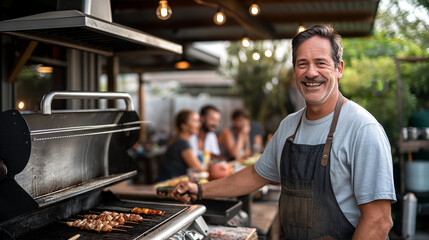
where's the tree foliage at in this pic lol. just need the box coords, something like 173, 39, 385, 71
341, 0, 429, 144
221, 40, 295, 133
376, 0, 429, 51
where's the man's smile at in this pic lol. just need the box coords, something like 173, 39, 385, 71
303, 82, 323, 87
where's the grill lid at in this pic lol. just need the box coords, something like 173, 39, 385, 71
0, 0, 182, 56
0, 110, 38, 222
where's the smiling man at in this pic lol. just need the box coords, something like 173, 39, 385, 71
171, 25, 396, 240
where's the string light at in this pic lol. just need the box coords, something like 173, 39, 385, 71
252, 52, 260, 61
249, 3, 260, 16
213, 9, 226, 25
264, 49, 272, 57
18, 101, 25, 110
241, 37, 250, 48
156, 0, 172, 20
175, 60, 190, 69
297, 25, 306, 33
37, 66, 53, 73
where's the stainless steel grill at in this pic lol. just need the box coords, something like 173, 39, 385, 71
0, 91, 209, 240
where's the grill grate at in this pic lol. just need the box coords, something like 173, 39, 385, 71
17, 200, 188, 240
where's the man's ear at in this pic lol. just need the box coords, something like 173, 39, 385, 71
337, 61, 344, 80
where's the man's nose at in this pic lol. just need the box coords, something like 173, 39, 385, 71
306, 64, 319, 78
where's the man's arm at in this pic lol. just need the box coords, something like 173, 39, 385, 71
170, 165, 270, 202
352, 200, 393, 240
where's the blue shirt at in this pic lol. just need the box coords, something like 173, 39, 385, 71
254, 101, 396, 227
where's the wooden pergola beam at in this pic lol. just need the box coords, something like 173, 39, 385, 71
7, 41, 38, 83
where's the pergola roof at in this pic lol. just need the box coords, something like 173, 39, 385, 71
0, 0, 380, 71
111, 0, 380, 42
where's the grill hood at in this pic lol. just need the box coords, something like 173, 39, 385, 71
0, 0, 182, 56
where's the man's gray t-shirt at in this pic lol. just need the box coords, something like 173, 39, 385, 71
254, 101, 396, 227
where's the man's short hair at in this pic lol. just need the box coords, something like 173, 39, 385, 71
292, 24, 343, 68
200, 104, 220, 117
231, 108, 249, 120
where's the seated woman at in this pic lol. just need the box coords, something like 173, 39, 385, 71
159, 109, 204, 181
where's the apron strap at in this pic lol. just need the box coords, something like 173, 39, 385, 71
321, 93, 344, 166
288, 110, 305, 141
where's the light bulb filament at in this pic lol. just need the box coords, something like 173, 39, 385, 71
156, 0, 172, 20
214, 10, 226, 25
249, 4, 260, 16
241, 37, 250, 48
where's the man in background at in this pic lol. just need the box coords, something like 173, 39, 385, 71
189, 105, 221, 159
218, 108, 265, 161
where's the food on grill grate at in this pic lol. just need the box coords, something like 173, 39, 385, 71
131, 207, 165, 216
63, 219, 127, 233
84, 211, 144, 222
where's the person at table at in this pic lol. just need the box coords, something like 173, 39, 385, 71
170, 25, 396, 239
218, 108, 265, 161
158, 109, 204, 181
189, 105, 221, 159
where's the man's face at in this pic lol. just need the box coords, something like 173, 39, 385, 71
293, 36, 343, 105
201, 109, 220, 132
232, 116, 248, 130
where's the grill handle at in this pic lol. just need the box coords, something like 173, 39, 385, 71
41, 91, 135, 115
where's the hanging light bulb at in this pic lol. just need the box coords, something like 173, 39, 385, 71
156, 0, 172, 20
17, 101, 25, 110
175, 60, 190, 69
241, 37, 250, 48
252, 52, 260, 61
213, 9, 226, 25
264, 49, 272, 57
249, 3, 260, 16
297, 25, 306, 34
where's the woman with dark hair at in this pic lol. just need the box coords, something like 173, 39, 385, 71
159, 109, 204, 180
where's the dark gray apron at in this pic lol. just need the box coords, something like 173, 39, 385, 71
279, 93, 355, 239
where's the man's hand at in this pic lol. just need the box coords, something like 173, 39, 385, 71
240, 119, 251, 135
169, 181, 199, 203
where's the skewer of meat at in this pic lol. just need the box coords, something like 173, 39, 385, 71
131, 207, 165, 216
80, 213, 126, 224
85, 211, 145, 222
69, 219, 119, 229
61, 219, 126, 233
87, 210, 156, 222
71, 218, 133, 228
100, 211, 145, 222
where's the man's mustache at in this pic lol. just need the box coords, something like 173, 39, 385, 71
299, 76, 327, 83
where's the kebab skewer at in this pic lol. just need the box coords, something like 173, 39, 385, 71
131, 207, 165, 216
70, 218, 133, 228
83, 211, 143, 223
87, 210, 156, 222
62, 219, 126, 233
